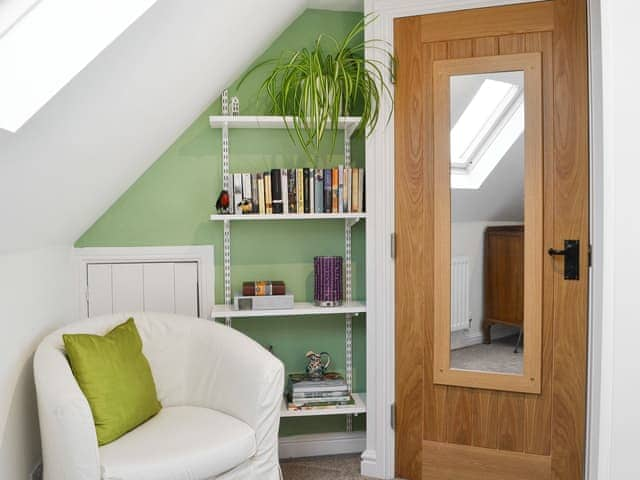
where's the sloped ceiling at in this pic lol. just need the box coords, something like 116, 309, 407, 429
0, 0, 307, 253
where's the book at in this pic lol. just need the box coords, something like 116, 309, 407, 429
242, 280, 286, 296
296, 169, 304, 214
271, 169, 283, 214
351, 168, 359, 213
331, 168, 338, 213
289, 395, 353, 406
314, 169, 324, 213
264, 172, 272, 214
233, 173, 243, 214
358, 168, 365, 213
303, 168, 310, 214
287, 169, 296, 213
281, 169, 289, 214
287, 396, 355, 411
251, 174, 259, 213
292, 390, 351, 399
309, 168, 315, 214
257, 173, 265, 214
338, 165, 344, 213
323, 169, 332, 213
288, 372, 348, 394
242, 173, 252, 206
344, 167, 351, 213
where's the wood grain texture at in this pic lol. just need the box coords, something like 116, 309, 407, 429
472, 389, 499, 448
498, 393, 526, 452
394, 16, 425, 480
550, 1, 589, 479
524, 30, 555, 457
423, 441, 552, 480
420, 2, 554, 43
446, 388, 474, 445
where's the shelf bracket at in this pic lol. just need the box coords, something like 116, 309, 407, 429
346, 217, 360, 229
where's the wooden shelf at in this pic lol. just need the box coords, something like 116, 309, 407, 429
209, 115, 361, 134
280, 393, 367, 418
211, 301, 366, 319
210, 212, 366, 222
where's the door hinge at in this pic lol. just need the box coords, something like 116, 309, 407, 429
391, 402, 396, 430
391, 233, 397, 259
589, 244, 593, 268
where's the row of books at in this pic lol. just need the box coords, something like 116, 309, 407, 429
229, 167, 365, 215
286, 372, 354, 411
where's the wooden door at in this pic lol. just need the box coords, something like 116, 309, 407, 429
395, 2, 589, 479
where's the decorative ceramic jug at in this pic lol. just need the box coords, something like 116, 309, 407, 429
305, 351, 331, 379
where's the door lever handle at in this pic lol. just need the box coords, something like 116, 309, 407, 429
548, 240, 580, 280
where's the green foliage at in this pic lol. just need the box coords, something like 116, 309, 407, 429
240, 14, 395, 160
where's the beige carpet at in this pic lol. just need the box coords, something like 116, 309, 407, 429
281, 454, 377, 479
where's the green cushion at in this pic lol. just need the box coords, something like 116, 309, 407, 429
63, 318, 161, 446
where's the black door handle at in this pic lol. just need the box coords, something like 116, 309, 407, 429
548, 240, 579, 280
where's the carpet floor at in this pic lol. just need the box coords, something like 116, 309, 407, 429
450, 334, 523, 374
281, 454, 377, 480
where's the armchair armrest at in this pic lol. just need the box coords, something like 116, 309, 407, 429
34, 340, 100, 480
185, 321, 284, 478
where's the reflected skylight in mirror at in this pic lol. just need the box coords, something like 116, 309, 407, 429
450, 71, 524, 190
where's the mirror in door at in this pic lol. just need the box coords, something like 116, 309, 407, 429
449, 70, 525, 375
433, 54, 543, 393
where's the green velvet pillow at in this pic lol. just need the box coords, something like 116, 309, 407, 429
63, 318, 161, 446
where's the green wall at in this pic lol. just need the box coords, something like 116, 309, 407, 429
76, 9, 366, 436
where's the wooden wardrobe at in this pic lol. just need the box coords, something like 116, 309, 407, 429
482, 225, 524, 343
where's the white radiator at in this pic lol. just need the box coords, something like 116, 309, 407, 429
451, 256, 470, 332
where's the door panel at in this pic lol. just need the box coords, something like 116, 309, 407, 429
395, 2, 589, 479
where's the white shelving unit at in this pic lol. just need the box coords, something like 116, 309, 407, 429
209, 114, 365, 426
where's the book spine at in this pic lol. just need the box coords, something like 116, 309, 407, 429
351, 168, 359, 213
264, 172, 272, 214
303, 168, 310, 214
242, 173, 252, 205
359, 168, 365, 213
309, 168, 315, 214
323, 168, 332, 213
287, 169, 296, 213
233, 173, 243, 214
251, 174, 259, 213
296, 169, 304, 214
331, 168, 338, 213
344, 167, 351, 213
257, 173, 265, 214
314, 169, 324, 213
242, 281, 286, 296
281, 169, 289, 214
338, 165, 344, 213
271, 169, 283, 214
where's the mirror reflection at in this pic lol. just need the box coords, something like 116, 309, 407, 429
449, 71, 525, 375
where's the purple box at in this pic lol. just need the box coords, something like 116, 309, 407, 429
314, 256, 343, 307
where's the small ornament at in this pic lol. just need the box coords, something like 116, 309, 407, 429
222, 89, 229, 115
231, 96, 240, 116
305, 351, 331, 379
216, 190, 231, 214
238, 199, 254, 214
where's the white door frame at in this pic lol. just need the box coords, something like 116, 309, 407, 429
363, 1, 603, 478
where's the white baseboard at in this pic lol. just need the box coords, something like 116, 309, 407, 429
279, 431, 366, 459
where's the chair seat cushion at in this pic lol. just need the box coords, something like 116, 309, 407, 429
99, 406, 256, 480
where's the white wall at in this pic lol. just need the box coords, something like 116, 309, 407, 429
592, 1, 640, 479
0, 247, 75, 479
451, 221, 521, 349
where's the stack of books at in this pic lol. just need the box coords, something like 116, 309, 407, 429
286, 372, 354, 411
228, 167, 365, 215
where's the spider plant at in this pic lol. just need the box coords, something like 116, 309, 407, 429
239, 14, 395, 160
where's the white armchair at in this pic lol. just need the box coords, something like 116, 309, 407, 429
34, 312, 284, 480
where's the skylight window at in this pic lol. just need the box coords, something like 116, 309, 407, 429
0, 0, 157, 133
450, 73, 524, 190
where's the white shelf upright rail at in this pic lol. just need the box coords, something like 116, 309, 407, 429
344, 124, 356, 433
222, 121, 232, 326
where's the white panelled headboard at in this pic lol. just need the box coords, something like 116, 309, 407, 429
73, 246, 214, 320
